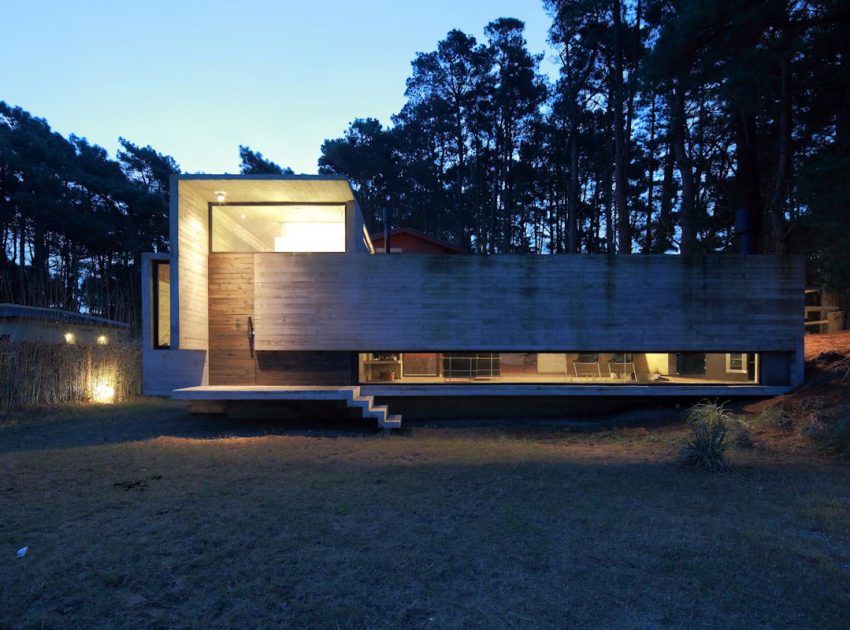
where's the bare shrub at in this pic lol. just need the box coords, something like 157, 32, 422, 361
0, 340, 141, 409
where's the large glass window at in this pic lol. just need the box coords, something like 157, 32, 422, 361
211, 204, 346, 252
152, 261, 170, 349
358, 352, 761, 385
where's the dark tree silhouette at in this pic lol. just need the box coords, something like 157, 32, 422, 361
238, 145, 294, 175
1, 0, 849, 330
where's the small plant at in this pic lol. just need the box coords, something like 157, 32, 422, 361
730, 420, 754, 449
802, 418, 829, 440
754, 404, 793, 431
817, 413, 850, 460
680, 400, 735, 472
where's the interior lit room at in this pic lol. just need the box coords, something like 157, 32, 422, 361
359, 352, 759, 385
211, 204, 346, 252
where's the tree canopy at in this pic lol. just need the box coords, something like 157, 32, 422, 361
319, 1, 849, 289
0, 103, 178, 325
1, 0, 848, 331
239, 146, 294, 175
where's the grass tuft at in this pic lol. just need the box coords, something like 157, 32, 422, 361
754, 404, 793, 431
680, 400, 734, 472
818, 413, 850, 460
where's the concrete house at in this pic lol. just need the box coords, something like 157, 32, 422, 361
142, 174, 804, 428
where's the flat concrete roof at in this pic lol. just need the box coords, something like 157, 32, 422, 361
0, 304, 129, 329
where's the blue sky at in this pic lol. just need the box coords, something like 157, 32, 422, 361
0, 0, 557, 174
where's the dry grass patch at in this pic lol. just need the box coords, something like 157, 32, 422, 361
742, 331, 850, 460
1, 401, 849, 628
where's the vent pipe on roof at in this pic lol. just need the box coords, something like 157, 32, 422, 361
383, 207, 391, 254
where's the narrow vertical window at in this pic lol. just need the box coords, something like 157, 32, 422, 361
152, 261, 171, 349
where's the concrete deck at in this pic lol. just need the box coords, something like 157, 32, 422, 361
173, 383, 788, 400
359, 384, 789, 397
172, 385, 363, 401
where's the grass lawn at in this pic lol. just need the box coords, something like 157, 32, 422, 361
1, 399, 849, 628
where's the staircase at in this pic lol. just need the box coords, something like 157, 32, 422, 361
347, 386, 403, 430
172, 385, 401, 430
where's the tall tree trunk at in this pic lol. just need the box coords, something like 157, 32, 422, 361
769, 54, 792, 255
612, 0, 630, 254
658, 141, 675, 253
502, 127, 514, 252
32, 223, 49, 307
568, 122, 579, 253
644, 92, 656, 253
670, 79, 697, 254
590, 174, 601, 253
735, 105, 762, 254
18, 222, 26, 304
603, 162, 615, 254
454, 95, 466, 247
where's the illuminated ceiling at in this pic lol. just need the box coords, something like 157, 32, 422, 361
177, 175, 355, 205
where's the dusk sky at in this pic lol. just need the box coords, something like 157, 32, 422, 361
1, 0, 557, 174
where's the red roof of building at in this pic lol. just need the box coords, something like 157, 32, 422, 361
370, 227, 466, 254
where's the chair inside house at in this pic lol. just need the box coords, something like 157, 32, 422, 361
607, 353, 637, 381
573, 353, 602, 379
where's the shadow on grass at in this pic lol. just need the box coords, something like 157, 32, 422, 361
0, 421, 848, 629
0, 397, 694, 455
0, 400, 847, 628
0, 398, 387, 454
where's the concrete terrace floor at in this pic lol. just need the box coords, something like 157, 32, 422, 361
0, 399, 848, 628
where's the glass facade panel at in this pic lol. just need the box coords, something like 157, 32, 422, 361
402, 353, 439, 377
153, 261, 170, 349
358, 352, 760, 385
211, 204, 345, 253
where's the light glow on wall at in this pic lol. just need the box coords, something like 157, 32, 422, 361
96, 334, 108, 345
64, 332, 76, 344
92, 380, 115, 403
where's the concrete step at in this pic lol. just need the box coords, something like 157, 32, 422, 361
346, 399, 401, 430
382, 414, 403, 429
350, 394, 375, 409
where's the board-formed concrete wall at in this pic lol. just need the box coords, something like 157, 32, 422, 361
173, 179, 210, 351
142, 349, 208, 396
253, 254, 803, 354
171, 176, 366, 354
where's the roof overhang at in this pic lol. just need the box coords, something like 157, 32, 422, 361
175, 174, 355, 204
